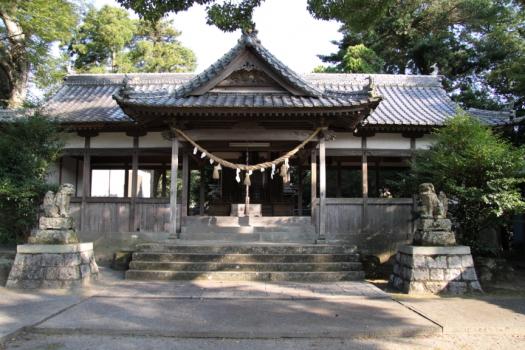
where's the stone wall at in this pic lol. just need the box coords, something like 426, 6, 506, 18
389, 245, 482, 294
6, 243, 98, 289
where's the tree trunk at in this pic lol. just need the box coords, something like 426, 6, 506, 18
0, 10, 29, 108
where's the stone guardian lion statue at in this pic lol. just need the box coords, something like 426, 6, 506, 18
418, 183, 446, 219
43, 184, 75, 218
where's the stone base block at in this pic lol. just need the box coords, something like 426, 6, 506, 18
413, 230, 456, 246
6, 243, 98, 289
28, 229, 79, 244
417, 218, 452, 231
389, 245, 482, 295
39, 217, 74, 230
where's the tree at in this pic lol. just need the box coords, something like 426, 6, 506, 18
315, 44, 384, 73
70, 5, 136, 73
122, 18, 196, 73
0, 0, 79, 108
116, 0, 262, 31
0, 114, 63, 243
69, 6, 196, 73
403, 111, 525, 254
307, 0, 525, 113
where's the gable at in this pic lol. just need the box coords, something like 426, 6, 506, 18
189, 50, 308, 96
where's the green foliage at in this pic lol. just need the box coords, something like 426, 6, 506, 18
341, 44, 384, 73
70, 5, 136, 72
401, 111, 525, 253
308, 0, 525, 114
0, 0, 79, 107
116, 0, 262, 31
0, 115, 63, 243
69, 6, 196, 73
312, 45, 384, 73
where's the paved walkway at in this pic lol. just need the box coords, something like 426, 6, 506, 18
1, 268, 525, 349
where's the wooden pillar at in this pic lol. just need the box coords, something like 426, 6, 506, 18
318, 131, 327, 242
336, 160, 342, 198
129, 136, 139, 232
361, 136, 368, 234
170, 134, 179, 235
80, 136, 91, 232
310, 149, 317, 225
74, 158, 79, 197
161, 164, 167, 198
297, 163, 303, 216
199, 166, 205, 215
181, 150, 189, 229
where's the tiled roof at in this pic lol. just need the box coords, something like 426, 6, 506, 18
467, 108, 524, 126
112, 32, 374, 111
171, 32, 323, 98
17, 72, 514, 128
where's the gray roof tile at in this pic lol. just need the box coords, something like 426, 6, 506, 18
26, 72, 517, 128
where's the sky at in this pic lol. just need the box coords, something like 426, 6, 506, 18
93, 0, 342, 73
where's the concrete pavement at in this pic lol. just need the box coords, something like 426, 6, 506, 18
1, 268, 525, 349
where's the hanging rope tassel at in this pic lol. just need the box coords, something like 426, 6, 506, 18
271, 163, 276, 179
280, 158, 289, 183
212, 164, 222, 180
193, 146, 198, 155
244, 170, 252, 186
200, 151, 206, 159
235, 169, 241, 183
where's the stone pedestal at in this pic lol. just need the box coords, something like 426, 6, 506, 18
389, 245, 482, 294
413, 218, 456, 246
6, 243, 98, 289
28, 217, 79, 244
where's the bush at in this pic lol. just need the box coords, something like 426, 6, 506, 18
402, 111, 525, 255
0, 114, 63, 243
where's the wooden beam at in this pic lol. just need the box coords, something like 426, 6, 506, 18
170, 134, 179, 235
336, 160, 342, 198
181, 150, 189, 223
310, 149, 317, 225
297, 164, 303, 216
199, 166, 205, 215
361, 137, 368, 199
129, 136, 139, 232
80, 136, 91, 232
361, 136, 368, 234
319, 131, 327, 242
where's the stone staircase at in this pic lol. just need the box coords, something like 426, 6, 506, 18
178, 216, 317, 243
125, 243, 365, 282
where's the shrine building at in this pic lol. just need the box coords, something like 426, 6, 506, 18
25, 31, 520, 278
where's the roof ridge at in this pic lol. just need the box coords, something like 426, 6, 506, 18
171, 31, 323, 98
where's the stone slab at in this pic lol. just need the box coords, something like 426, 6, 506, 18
399, 245, 471, 255
397, 297, 525, 335
34, 296, 439, 338
17, 243, 93, 254
0, 288, 84, 341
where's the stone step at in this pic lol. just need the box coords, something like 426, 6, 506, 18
182, 226, 316, 234
129, 261, 363, 272
125, 270, 365, 282
177, 232, 316, 243
136, 243, 358, 255
132, 252, 360, 263
182, 216, 313, 227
